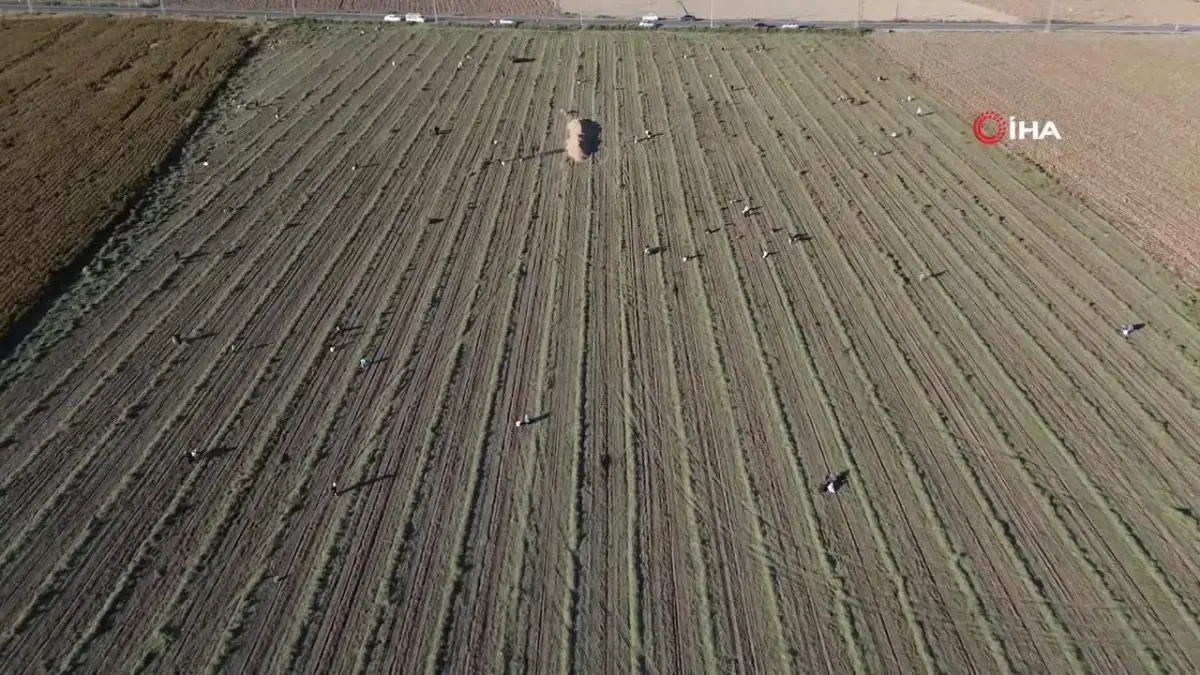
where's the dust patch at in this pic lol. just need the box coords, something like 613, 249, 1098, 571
565, 118, 601, 162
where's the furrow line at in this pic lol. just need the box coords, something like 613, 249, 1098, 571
169, 29, 504, 672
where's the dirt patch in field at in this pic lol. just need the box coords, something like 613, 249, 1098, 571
565, 118, 600, 162
0, 17, 251, 346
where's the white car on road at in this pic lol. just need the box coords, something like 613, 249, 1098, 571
404, 13, 426, 23
383, 14, 403, 22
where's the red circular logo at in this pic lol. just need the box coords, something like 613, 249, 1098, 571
973, 111, 1006, 145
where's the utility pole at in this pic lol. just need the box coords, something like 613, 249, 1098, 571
291, 0, 296, 18
709, 0, 713, 28
1044, 0, 1054, 32
159, 0, 165, 17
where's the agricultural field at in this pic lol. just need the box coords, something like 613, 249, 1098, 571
3, 24, 1200, 674
876, 31, 1200, 284
0, 16, 252, 344
46, 0, 1200, 23
169, 0, 562, 17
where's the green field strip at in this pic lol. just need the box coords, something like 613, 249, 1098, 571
60, 47, 451, 666
830, 148, 1166, 667
661, 41, 867, 675
753, 49, 1094, 667
672, 41, 892, 674
415, 185, 543, 675
602, 39, 719, 675
149, 28, 500, 670
691, 38, 945, 674
817, 64, 1200, 497
623, 39, 787, 674
717, 41, 1019, 675
755, 42, 1155, 672
649, 42, 854, 674
589, 37, 716, 675
904, 213, 1199, 665
0, 33, 407, 518
109, 32, 463, 666
334, 44, 550, 672
340, 63, 548, 675
860, 44, 1200, 367
286, 35, 521, 670
561, 37, 646, 675
426, 36, 572, 674
794, 37, 1200, 649
218, 30, 523, 667
900, 141, 1200, 413
212, 39, 511, 674
742, 46, 1074, 674
825, 40, 1200, 499
489, 35, 599, 675
847, 116, 1200, 650
605, 42, 666, 674
866, 148, 1200, 497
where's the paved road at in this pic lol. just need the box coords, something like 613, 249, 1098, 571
1, 2, 1197, 33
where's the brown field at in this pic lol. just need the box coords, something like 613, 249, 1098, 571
875, 32, 1200, 283
2, 25, 1200, 673
0, 16, 251, 343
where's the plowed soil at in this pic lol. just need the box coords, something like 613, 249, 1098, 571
0, 16, 251, 343
1, 26, 1199, 674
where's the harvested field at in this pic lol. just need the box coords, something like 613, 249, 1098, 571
0, 16, 251, 344
2, 25, 1200, 673
169, 0, 562, 17
876, 32, 1200, 283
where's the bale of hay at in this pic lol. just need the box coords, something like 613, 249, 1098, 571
565, 118, 601, 162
